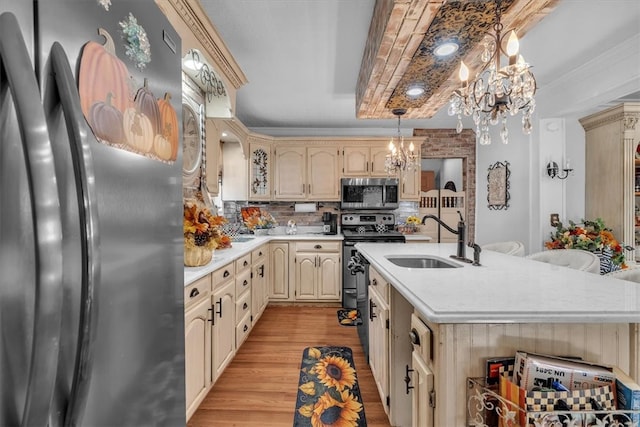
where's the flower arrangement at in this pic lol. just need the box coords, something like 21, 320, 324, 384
545, 218, 626, 270
243, 209, 277, 230
183, 202, 231, 250
406, 215, 421, 225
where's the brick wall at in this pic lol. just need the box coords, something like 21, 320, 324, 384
413, 128, 476, 241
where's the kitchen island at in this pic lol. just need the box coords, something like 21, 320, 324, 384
355, 242, 640, 426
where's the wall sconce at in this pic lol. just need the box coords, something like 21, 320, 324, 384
546, 160, 573, 180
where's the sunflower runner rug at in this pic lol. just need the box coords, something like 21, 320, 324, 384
293, 346, 367, 427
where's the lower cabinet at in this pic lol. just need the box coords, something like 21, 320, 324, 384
411, 350, 434, 427
251, 246, 268, 322
269, 242, 290, 300
368, 281, 389, 415
293, 241, 341, 301
184, 276, 212, 420
211, 265, 236, 381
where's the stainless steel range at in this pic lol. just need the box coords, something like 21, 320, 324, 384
341, 213, 405, 361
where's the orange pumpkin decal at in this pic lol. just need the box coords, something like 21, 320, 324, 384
157, 92, 178, 160
79, 28, 132, 119
123, 107, 154, 153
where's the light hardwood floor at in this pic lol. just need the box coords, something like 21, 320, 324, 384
188, 305, 392, 427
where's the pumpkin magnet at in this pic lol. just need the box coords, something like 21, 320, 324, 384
157, 93, 179, 161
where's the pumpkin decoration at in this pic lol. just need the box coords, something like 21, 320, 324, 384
157, 93, 178, 160
79, 28, 132, 119
88, 92, 125, 144
153, 133, 172, 161
134, 78, 161, 135
123, 107, 154, 153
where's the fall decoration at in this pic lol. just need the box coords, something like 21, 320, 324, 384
88, 92, 125, 144
157, 93, 179, 160
242, 207, 277, 231
79, 28, 132, 118
134, 78, 161, 134
123, 107, 154, 153
545, 218, 627, 273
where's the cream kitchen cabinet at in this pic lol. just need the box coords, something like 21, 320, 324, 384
400, 147, 421, 201
293, 241, 341, 302
184, 276, 212, 421
251, 245, 269, 322
211, 263, 235, 381
409, 313, 435, 427
248, 142, 272, 201
368, 280, 390, 416
274, 145, 340, 201
235, 253, 252, 349
269, 242, 290, 300
342, 144, 393, 177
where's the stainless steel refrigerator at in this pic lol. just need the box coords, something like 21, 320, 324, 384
0, 1, 185, 425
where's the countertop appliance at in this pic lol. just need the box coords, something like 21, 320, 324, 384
341, 177, 399, 210
341, 213, 405, 361
0, 2, 185, 425
322, 212, 338, 235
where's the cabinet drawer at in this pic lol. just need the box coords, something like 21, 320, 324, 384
410, 313, 432, 364
184, 275, 211, 310
235, 269, 251, 297
235, 253, 252, 272
252, 245, 267, 263
235, 289, 252, 323
296, 241, 340, 252
212, 263, 234, 287
235, 312, 252, 349
368, 267, 389, 304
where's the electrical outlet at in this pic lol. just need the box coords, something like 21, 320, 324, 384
550, 213, 560, 227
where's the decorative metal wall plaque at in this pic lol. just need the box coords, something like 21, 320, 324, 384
487, 161, 510, 210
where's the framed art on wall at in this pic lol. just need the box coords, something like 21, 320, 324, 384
487, 161, 510, 210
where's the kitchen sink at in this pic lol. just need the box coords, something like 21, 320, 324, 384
385, 255, 462, 269
232, 236, 255, 243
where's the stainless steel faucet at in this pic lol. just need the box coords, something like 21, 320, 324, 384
421, 211, 472, 263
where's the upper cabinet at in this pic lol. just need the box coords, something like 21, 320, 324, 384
274, 145, 340, 201
343, 143, 395, 177
248, 142, 272, 201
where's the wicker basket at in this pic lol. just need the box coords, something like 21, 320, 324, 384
184, 246, 213, 267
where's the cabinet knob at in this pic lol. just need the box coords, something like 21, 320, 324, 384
223, 270, 230, 278
371, 278, 377, 286
314, 244, 322, 249
243, 280, 248, 287
243, 302, 248, 310
409, 329, 420, 346
243, 260, 248, 267
243, 324, 249, 332
189, 288, 199, 298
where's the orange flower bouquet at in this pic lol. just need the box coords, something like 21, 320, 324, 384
545, 218, 626, 273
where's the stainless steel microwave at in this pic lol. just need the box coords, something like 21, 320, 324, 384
341, 177, 399, 210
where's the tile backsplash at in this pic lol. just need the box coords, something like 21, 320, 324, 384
222, 200, 419, 227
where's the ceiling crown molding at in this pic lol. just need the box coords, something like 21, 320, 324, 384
160, 0, 248, 90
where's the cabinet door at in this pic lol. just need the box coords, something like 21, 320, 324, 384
342, 146, 370, 176
248, 142, 271, 201
185, 297, 211, 420
371, 144, 394, 177
274, 146, 306, 199
295, 253, 317, 300
411, 351, 434, 427
269, 242, 289, 299
212, 279, 235, 381
308, 146, 340, 200
251, 260, 266, 321
317, 253, 341, 300
400, 165, 421, 201
369, 287, 389, 414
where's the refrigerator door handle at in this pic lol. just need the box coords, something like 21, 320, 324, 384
48, 42, 101, 427
0, 12, 64, 427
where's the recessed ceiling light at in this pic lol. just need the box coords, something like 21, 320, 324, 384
221, 132, 228, 137
434, 41, 459, 57
406, 85, 425, 97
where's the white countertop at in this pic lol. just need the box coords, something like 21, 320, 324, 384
355, 242, 640, 324
184, 232, 343, 285
403, 234, 433, 241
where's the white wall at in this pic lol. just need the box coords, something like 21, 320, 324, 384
441, 158, 463, 191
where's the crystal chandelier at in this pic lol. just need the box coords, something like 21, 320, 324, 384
385, 108, 418, 174
448, 0, 536, 145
